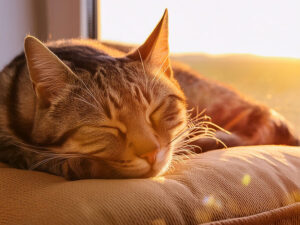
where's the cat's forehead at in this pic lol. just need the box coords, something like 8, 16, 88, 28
52, 44, 160, 82
52, 45, 181, 107
50, 45, 122, 75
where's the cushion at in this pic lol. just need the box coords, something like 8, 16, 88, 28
0, 145, 299, 225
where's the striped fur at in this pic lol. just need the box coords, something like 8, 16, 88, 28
0, 10, 299, 179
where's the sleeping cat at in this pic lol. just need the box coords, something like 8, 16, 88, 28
0, 10, 299, 179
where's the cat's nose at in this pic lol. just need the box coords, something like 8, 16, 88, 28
140, 149, 158, 165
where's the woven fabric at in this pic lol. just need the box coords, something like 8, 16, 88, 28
0, 145, 299, 225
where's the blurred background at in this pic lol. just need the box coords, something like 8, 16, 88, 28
0, 0, 299, 134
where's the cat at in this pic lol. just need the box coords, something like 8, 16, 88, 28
0, 10, 299, 180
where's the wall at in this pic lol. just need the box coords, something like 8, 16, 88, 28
0, 0, 38, 69
45, 0, 87, 41
0, 0, 89, 70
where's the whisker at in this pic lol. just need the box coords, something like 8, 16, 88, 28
70, 71, 101, 107
137, 49, 147, 77
74, 96, 99, 111
137, 49, 150, 95
152, 54, 169, 82
170, 110, 230, 157
29, 155, 67, 170
1, 134, 88, 165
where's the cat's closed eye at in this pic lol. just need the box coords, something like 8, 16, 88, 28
100, 125, 125, 136
150, 95, 185, 129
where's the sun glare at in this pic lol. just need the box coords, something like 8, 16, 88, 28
242, 174, 251, 186
101, 0, 300, 59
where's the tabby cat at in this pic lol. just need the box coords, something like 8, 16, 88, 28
0, 10, 299, 179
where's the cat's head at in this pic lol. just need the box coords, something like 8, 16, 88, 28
24, 10, 188, 179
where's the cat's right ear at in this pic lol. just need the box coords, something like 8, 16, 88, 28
24, 36, 73, 108
127, 9, 172, 78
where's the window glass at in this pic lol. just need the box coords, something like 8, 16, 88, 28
101, 0, 300, 134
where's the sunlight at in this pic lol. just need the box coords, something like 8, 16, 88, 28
285, 190, 300, 204
152, 176, 166, 183
242, 174, 251, 186
194, 208, 212, 223
101, 0, 300, 58
202, 195, 215, 206
202, 195, 222, 209
152, 218, 166, 225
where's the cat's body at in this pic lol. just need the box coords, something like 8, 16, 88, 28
0, 10, 299, 179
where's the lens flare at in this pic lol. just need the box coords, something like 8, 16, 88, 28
152, 218, 166, 225
202, 195, 222, 209
242, 174, 251, 186
152, 176, 166, 183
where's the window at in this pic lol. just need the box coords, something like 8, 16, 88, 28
100, 0, 300, 133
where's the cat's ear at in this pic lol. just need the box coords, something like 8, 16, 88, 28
127, 9, 172, 77
24, 36, 73, 107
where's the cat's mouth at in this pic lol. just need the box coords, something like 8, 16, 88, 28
106, 148, 172, 178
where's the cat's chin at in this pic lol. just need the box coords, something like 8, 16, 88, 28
137, 154, 172, 178
124, 151, 173, 179
106, 157, 171, 179
80, 150, 173, 179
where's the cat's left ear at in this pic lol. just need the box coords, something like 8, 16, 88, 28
127, 9, 172, 77
24, 36, 74, 108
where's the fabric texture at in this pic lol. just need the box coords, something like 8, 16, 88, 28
0, 145, 299, 225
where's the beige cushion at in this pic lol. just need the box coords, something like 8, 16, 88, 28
0, 145, 299, 225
